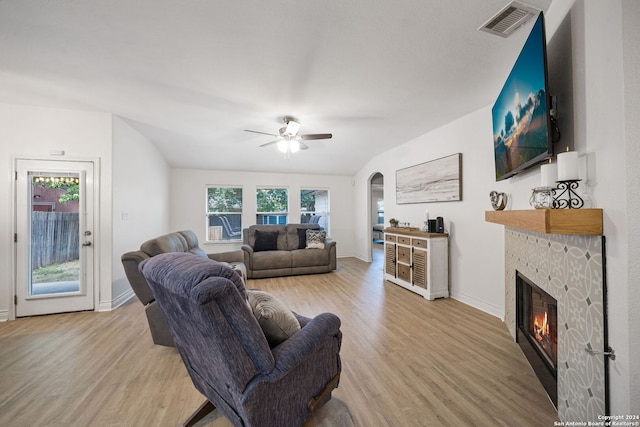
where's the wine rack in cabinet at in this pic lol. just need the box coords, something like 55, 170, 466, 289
383, 228, 449, 300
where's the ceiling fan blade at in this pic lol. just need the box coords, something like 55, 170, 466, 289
245, 129, 278, 137
300, 133, 332, 140
259, 139, 280, 147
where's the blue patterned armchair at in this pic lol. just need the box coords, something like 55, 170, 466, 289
139, 252, 342, 427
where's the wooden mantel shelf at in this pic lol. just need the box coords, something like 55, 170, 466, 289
485, 208, 603, 235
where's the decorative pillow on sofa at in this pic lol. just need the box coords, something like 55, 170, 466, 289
247, 290, 300, 345
306, 230, 326, 249
297, 228, 310, 249
253, 230, 279, 252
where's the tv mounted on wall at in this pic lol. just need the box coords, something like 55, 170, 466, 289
492, 12, 554, 181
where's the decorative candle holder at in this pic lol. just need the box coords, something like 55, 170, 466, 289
553, 180, 584, 209
530, 187, 555, 209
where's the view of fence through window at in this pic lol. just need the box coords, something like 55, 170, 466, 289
207, 187, 243, 241
30, 174, 80, 294
256, 188, 288, 225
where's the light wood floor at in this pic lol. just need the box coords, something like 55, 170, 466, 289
0, 249, 559, 426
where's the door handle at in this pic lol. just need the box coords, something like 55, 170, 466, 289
82, 241, 92, 247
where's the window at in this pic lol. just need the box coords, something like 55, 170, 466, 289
206, 186, 242, 241
300, 189, 329, 232
256, 188, 288, 225
377, 199, 384, 224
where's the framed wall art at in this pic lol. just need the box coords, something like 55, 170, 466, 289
396, 153, 462, 204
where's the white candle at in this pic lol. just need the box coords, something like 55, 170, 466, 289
424, 209, 429, 222
540, 162, 557, 187
557, 151, 579, 181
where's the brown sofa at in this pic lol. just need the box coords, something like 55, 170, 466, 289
121, 230, 245, 346
241, 224, 337, 279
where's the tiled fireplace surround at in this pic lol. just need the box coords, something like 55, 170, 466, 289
503, 227, 606, 422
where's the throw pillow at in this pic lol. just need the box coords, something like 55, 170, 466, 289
253, 230, 279, 252
247, 290, 300, 345
306, 230, 326, 249
297, 228, 309, 249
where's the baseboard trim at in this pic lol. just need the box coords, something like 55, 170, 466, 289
98, 288, 135, 312
450, 291, 504, 320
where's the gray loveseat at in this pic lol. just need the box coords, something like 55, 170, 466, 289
241, 224, 336, 279
121, 230, 245, 346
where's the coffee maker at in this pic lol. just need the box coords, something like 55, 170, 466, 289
426, 217, 444, 233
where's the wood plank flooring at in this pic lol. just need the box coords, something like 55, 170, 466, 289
0, 249, 559, 426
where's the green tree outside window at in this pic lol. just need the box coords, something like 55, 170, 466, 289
256, 188, 288, 212
208, 187, 242, 212
33, 178, 79, 204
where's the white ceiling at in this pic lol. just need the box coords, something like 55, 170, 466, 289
0, 0, 551, 175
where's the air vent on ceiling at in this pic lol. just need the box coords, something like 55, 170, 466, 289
479, 1, 541, 38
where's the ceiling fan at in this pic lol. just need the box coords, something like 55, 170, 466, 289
244, 116, 332, 155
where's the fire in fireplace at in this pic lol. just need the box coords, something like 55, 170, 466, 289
530, 294, 557, 367
516, 271, 558, 407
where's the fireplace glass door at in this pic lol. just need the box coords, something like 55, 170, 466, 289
516, 271, 558, 406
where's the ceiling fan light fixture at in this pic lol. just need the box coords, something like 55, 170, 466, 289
246, 117, 331, 154
277, 139, 289, 153
285, 120, 301, 136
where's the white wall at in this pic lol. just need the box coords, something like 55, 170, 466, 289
0, 105, 167, 316
353, 0, 637, 413
169, 168, 355, 258
354, 107, 507, 318
574, 0, 631, 414
0, 103, 114, 318
111, 117, 170, 305
622, 0, 640, 413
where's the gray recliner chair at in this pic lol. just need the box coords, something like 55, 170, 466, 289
121, 230, 246, 347
139, 252, 342, 427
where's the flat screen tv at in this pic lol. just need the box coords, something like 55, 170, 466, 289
492, 12, 553, 181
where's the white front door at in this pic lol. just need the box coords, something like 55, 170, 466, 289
15, 159, 95, 317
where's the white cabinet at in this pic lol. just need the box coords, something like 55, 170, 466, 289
383, 228, 449, 300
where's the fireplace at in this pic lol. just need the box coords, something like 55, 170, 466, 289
503, 228, 606, 420
516, 271, 558, 407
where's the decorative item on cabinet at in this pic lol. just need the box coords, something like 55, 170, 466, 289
422, 209, 429, 232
